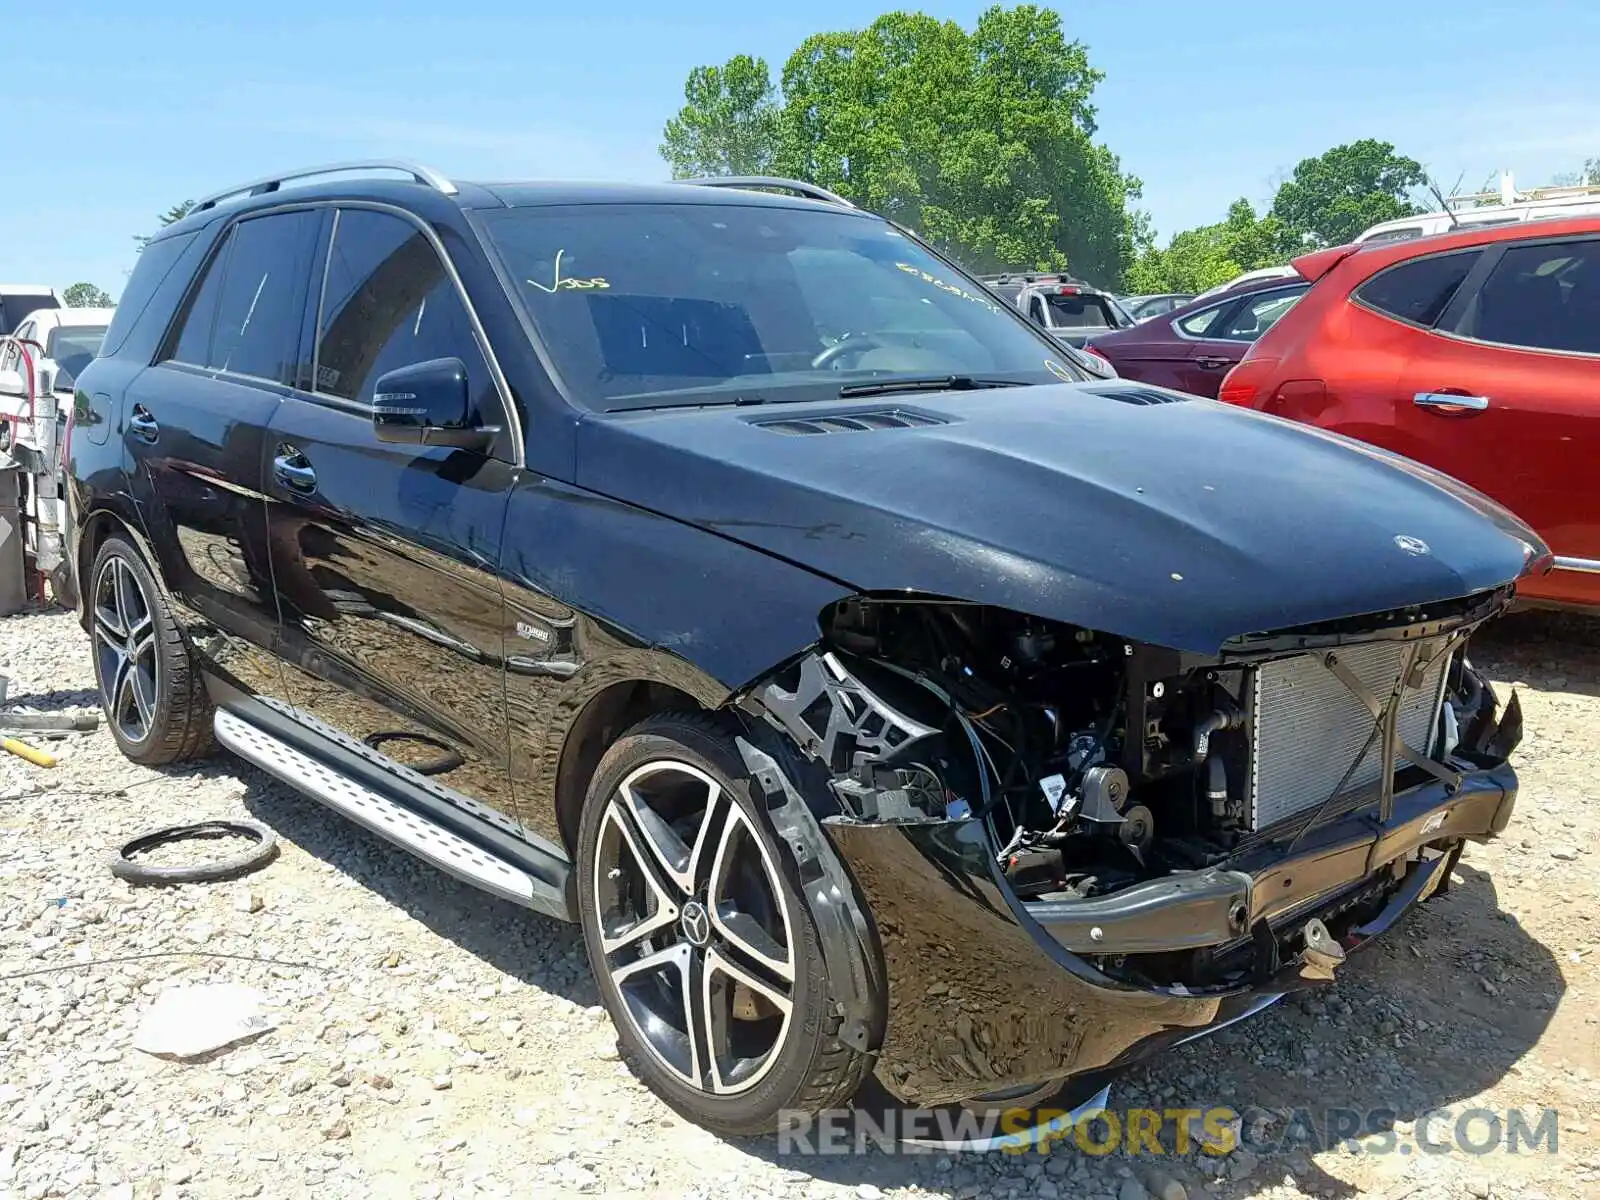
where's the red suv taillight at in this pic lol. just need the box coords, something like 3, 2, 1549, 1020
1082, 343, 1110, 360
1218, 357, 1278, 407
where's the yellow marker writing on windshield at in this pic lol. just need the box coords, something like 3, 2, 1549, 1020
528, 248, 610, 293
894, 262, 998, 309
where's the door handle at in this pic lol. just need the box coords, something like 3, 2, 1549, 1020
273, 451, 317, 493
128, 405, 159, 442
1414, 391, 1490, 413
1195, 355, 1232, 370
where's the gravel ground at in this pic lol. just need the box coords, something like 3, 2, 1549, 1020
2, 604, 1598, 1200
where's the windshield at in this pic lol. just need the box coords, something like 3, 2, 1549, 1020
478, 202, 1085, 411
45, 325, 109, 390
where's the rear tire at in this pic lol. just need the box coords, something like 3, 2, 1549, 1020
575, 711, 871, 1136
88, 536, 213, 765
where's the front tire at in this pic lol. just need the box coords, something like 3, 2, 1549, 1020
89, 536, 213, 765
575, 712, 870, 1136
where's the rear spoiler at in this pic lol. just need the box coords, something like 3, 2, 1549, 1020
1291, 243, 1361, 284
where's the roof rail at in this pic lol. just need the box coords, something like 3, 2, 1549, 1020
678, 176, 856, 209
1442, 182, 1600, 211
193, 160, 458, 213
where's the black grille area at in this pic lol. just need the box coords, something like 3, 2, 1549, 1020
753, 408, 949, 435
1086, 386, 1190, 406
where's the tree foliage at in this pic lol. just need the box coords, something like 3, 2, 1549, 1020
1269, 139, 1425, 248
663, 6, 1142, 285
1124, 200, 1298, 295
62, 282, 113, 308
134, 200, 196, 248
660, 55, 782, 178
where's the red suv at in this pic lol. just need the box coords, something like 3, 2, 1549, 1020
1221, 217, 1599, 610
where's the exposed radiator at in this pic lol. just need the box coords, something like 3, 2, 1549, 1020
1249, 642, 1450, 831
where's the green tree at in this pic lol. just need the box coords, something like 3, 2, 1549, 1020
62, 282, 113, 308
664, 6, 1143, 286
659, 55, 782, 178
134, 200, 196, 248
1270, 139, 1426, 247
1125, 199, 1298, 295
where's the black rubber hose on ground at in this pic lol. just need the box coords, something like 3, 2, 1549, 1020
109, 820, 279, 885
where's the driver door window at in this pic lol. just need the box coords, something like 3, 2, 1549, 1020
314, 209, 504, 434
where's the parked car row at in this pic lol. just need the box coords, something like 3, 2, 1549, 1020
64, 162, 1536, 1147
1084, 274, 1309, 397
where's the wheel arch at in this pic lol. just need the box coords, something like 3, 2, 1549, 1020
75, 505, 169, 630
553, 676, 714, 856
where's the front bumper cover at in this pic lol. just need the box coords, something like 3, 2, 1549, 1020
826, 761, 1516, 1109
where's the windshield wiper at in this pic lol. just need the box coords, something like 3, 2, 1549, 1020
605, 394, 771, 413
837, 375, 1030, 398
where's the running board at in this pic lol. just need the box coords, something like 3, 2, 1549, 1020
214, 708, 567, 917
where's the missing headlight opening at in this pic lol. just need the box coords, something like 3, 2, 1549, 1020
749, 590, 1522, 992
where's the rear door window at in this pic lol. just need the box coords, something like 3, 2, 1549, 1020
1457, 237, 1600, 355
1214, 285, 1309, 341
1354, 250, 1482, 328
168, 238, 229, 367
210, 212, 321, 383
165, 211, 320, 383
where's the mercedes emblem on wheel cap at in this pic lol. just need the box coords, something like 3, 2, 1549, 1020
680, 900, 712, 947
1393, 534, 1431, 556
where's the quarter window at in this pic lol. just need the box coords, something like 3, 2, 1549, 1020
314, 209, 500, 424
1177, 305, 1223, 336
1463, 238, 1600, 354
1354, 250, 1481, 328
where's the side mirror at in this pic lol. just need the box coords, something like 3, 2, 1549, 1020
371, 358, 493, 451
0, 368, 27, 399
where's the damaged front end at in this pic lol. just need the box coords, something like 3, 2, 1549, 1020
740, 589, 1523, 1108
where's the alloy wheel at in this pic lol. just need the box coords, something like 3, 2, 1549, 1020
93, 556, 158, 744
594, 760, 797, 1096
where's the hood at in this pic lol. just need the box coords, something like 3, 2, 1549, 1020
574, 383, 1541, 653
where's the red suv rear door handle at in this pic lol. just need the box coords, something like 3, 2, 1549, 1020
1195, 355, 1232, 370
1414, 391, 1490, 413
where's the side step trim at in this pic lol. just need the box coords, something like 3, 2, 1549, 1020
215, 709, 568, 918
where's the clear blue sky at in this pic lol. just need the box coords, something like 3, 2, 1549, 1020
11, 0, 1598, 297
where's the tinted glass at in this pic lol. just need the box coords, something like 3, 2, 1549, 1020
478, 203, 1084, 411
169, 233, 229, 366
209, 211, 320, 382
1355, 250, 1481, 327
1468, 238, 1600, 354
314, 209, 500, 422
45, 325, 109, 388
1215, 286, 1308, 341
102, 233, 192, 358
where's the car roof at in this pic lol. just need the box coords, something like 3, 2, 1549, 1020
155, 175, 872, 244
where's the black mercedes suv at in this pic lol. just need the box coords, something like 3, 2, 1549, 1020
67, 161, 1538, 1144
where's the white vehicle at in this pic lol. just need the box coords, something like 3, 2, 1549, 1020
1356, 175, 1600, 245
0, 305, 116, 400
